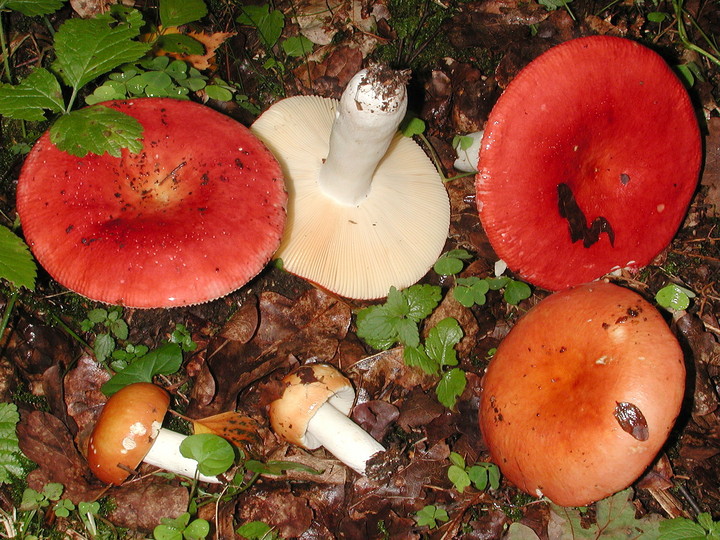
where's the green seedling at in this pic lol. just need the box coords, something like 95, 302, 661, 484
179, 434, 236, 478
171, 323, 198, 352
237, 521, 282, 540
52, 498, 75, 518
659, 512, 720, 539
414, 505, 449, 529
81, 307, 129, 364
154, 512, 210, 540
656, 283, 696, 312
101, 341, 184, 395
447, 452, 500, 493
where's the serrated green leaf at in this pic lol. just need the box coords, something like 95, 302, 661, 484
282, 35, 313, 57
237, 4, 284, 49
50, 105, 143, 157
52, 10, 150, 91
0, 403, 23, 484
404, 284, 442, 321
403, 344, 437, 375
436, 367, 466, 409
0, 225, 36, 290
4, 0, 65, 17
425, 318, 463, 367
356, 305, 399, 350
87, 308, 108, 323
0, 68, 64, 121
101, 342, 183, 395
658, 517, 708, 540
159, 0, 207, 27
94, 333, 115, 363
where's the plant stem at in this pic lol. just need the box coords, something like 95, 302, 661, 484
0, 288, 19, 343
0, 12, 14, 84
674, 0, 720, 67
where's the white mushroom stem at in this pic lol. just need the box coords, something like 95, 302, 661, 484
143, 428, 221, 484
306, 401, 385, 475
317, 66, 409, 206
453, 130, 484, 173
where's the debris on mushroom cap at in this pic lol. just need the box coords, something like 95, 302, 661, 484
476, 35, 702, 291
479, 281, 686, 507
269, 364, 355, 449
251, 67, 450, 300
16, 98, 287, 308
87, 382, 170, 485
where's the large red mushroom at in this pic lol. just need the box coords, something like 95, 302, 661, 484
479, 281, 686, 506
476, 35, 701, 290
16, 98, 286, 308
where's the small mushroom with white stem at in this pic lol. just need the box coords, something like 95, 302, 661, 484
87, 383, 220, 485
269, 364, 385, 476
251, 65, 450, 300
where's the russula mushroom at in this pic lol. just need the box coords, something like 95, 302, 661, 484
479, 281, 685, 506
476, 35, 701, 291
269, 363, 385, 475
87, 382, 220, 485
16, 98, 286, 308
251, 65, 450, 300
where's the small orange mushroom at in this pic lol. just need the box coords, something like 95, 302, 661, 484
479, 282, 685, 506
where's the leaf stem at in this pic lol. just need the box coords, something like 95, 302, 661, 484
0, 288, 19, 342
0, 11, 14, 83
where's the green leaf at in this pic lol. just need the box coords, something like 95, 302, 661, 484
486, 276, 510, 290
403, 344, 437, 375
0, 403, 23, 484
159, 0, 207, 27
0, 225, 36, 290
52, 9, 150, 91
436, 368, 466, 409
448, 464, 470, 493
94, 333, 115, 364
204, 84, 234, 102
550, 489, 661, 539
0, 67, 64, 121
538, 0, 573, 10
647, 11, 669, 22
184, 518, 210, 540
415, 505, 448, 529
401, 116, 426, 137
4, 0, 65, 17
50, 105, 144, 157
433, 249, 472, 276
448, 451, 465, 468
452, 135, 474, 151
658, 517, 708, 540
503, 279, 531, 305
237, 4, 284, 49
356, 305, 399, 350
656, 284, 695, 311
156, 34, 205, 56
404, 284, 442, 322
237, 521, 276, 540
282, 35, 313, 57
179, 433, 235, 477
101, 342, 183, 395
425, 317, 463, 367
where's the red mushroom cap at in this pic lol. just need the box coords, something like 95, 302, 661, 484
476, 36, 701, 290
87, 382, 170, 485
479, 282, 686, 506
16, 98, 286, 308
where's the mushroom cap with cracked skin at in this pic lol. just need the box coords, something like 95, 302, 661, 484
479, 282, 686, 507
87, 382, 170, 485
476, 35, 701, 291
269, 364, 355, 449
250, 95, 450, 300
16, 98, 287, 308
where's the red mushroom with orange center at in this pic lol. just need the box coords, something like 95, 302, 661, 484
479, 281, 686, 506
476, 36, 701, 291
16, 98, 286, 308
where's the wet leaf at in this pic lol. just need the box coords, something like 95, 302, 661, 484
192, 412, 261, 450
614, 402, 649, 441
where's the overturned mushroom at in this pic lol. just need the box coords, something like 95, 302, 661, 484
476, 36, 701, 290
479, 282, 685, 506
251, 65, 450, 300
16, 98, 286, 308
87, 383, 220, 485
269, 364, 385, 475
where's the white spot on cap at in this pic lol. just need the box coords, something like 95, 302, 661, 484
657, 204, 665, 213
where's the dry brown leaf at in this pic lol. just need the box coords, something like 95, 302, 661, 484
192, 411, 261, 449
154, 27, 236, 71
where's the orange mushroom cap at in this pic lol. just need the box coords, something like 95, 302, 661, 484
87, 383, 170, 485
479, 282, 685, 506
